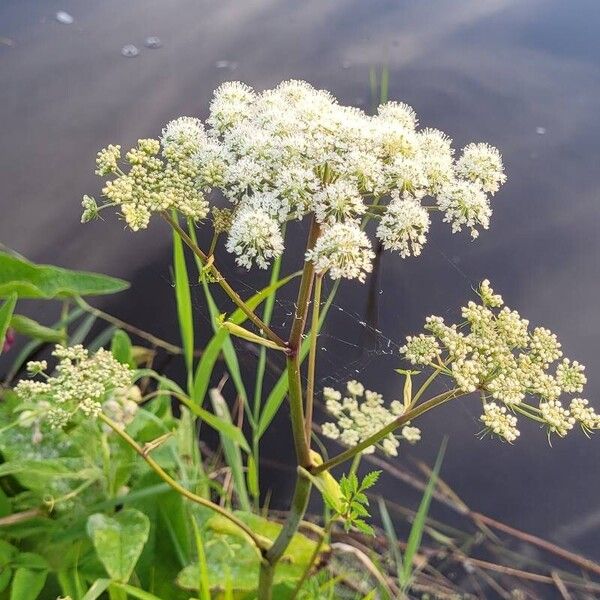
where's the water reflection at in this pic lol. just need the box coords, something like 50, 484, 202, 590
1, 0, 599, 558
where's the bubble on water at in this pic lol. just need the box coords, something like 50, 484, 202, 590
536, 126, 547, 135
55, 11, 74, 25
144, 36, 162, 49
215, 60, 238, 70
121, 44, 139, 58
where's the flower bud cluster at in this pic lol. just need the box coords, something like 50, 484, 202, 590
400, 280, 595, 442
321, 380, 421, 456
15, 345, 133, 428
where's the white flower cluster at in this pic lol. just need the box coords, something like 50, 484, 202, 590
400, 280, 596, 442
14, 345, 133, 428
87, 81, 506, 278
321, 380, 421, 456
103, 385, 141, 430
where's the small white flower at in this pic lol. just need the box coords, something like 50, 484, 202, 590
437, 180, 491, 238
456, 143, 506, 194
481, 403, 520, 443
312, 180, 365, 224
306, 222, 375, 282
569, 398, 600, 431
377, 101, 418, 130
400, 334, 441, 365
346, 380, 365, 397
540, 400, 575, 437
401, 425, 421, 444
376, 193, 430, 258
225, 203, 284, 269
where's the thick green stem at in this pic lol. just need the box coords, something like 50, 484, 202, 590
99, 414, 269, 552
258, 474, 313, 600
313, 388, 461, 474
291, 518, 332, 599
258, 219, 321, 599
162, 212, 288, 350
304, 273, 322, 443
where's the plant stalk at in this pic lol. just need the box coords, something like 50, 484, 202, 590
162, 212, 288, 351
313, 388, 461, 474
304, 273, 322, 443
257, 219, 321, 599
99, 413, 269, 552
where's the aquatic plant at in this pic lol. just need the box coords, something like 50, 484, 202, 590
1, 80, 596, 600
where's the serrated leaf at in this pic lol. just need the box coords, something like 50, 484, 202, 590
353, 520, 375, 536
360, 470, 381, 491
0, 252, 128, 299
87, 508, 150, 582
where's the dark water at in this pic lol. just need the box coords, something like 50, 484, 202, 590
2, 0, 600, 562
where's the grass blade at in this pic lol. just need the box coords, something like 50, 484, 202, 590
209, 388, 251, 511
172, 224, 195, 387
378, 497, 403, 586
401, 436, 448, 587
190, 515, 211, 600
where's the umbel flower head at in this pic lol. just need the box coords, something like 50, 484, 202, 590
86, 80, 506, 280
400, 280, 597, 442
14, 345, 133, 428
321, 380, 421, 457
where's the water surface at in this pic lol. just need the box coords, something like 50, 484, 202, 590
1, 0, 600, 561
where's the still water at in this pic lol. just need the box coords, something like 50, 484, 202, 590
1, 0, 600, 561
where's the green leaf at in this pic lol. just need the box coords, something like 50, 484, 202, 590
202, 281, 249, 424
111, 330, 135, 368
378, 498, 404, 587
360, 470, 381, 491
209, 389, 251, 511
0, 293, 17, 353
86, 508, 150, 582
401, 436, 448, 587
177, 512, 322, 594
9, 568, 47, 600
9, 314, 64, 343
11, 552, 48, 570
176, 393, 250, 454
172, 226, 195, 379
0, 252, 128, 299
0, 568, 12, 593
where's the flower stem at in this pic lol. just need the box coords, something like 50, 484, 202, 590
99, 413, 269, 552
258, 219, 321, 599
162, 212, 288, 351
313, 388, 461, 474
258, 473, 313, 599
304, 273, 323, 443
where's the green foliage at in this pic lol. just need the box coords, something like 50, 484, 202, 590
401, 437, 447, 587
110, 330, 135, 368
333, 471, 381, 536
86, 509, 150, 582
0, 252, 128, 299
0, 294, 17, 353
177, 512, 323, 595
9, 314, 64, 343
